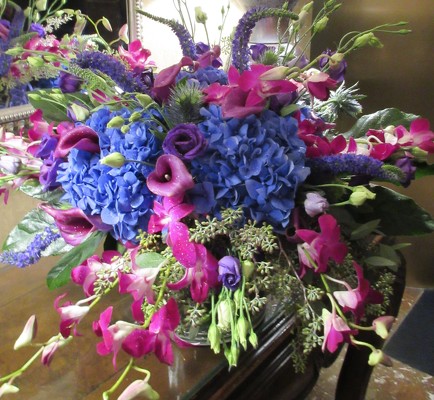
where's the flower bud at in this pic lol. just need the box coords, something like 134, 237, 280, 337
230, 344, 240, 367
195, 7, 208, 24
27, 56, 45, 67
119, 24, 129, 44
24, 7, 31, 17
368, 349, 393, 366
313, 16, 329, 34
74, 15, 87, 35
0, 383, 19, 397
372, 316, 395, 339
107, 116, 125, 128
101, 17, 112, 32
249, 331, 258, 348
100, 152, 126, 168
301, 1, 314, 12
217, 299, 233, 332
0, 155, 22, 174
118, 379, 160, 400
207, 323, 221, 354
67, 103, 89, 122
349, 186, 376, 206
136, 94, 154, 108
304, 192, 329, 217
354, 32, 383, 49
35, 0, 47, 11
237, 316, 250, 350
329, 52, 345, 66
260, 66, 290, 81
14, 315, 37, 350
241, 260, 255, 279
129, 111, 142, 122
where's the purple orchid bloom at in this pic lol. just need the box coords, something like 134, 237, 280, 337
322, 308, 357, 353
53, 125, 100, 158
146, 154, 195, 197
296, 214, 348, 276
54, 293, 89, 338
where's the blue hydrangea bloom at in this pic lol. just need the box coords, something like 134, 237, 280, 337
190, 105, 310, 230
57, 108, 162, 242
177, 66, 228, 87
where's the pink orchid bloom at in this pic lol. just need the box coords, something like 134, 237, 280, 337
304, 70, 337, 101
54, 294, 90, 338
118, 378, 159, 400
322, 307, 357, 353
71, 250, 122, 297
167, 222, 219, 303
299, 133, 347, 158
147, 154, 195, 197
203, 82, 232, 104
40, 204, 111, 245
148, 194, 195, 234
118, 39, 153, 72
41, 336, 70, 366
119, 246, 162, 323
93, 306, 137, 369
395, 118, 434, 153
296, 214, 348, 276
333, 262, 383, 321
53, 125, 100, 158
197, 45, 221, 68
153, 56, 195, 102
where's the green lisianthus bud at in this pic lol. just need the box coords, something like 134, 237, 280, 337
74, 15, 87, 35
349, 186, 376, 206
24, 7, 31, 17
107, 116, 125, 128
329, 52, 345, 66
195, 6, 208, 24
136, 94, 154, 108
301, 1, 314, 12
121, 125, 130, 134
354, 32, 383, 49
27, 56, 45, 67
35, 0, 47, 11
69, 103, 89, 122
129, 111, 142, 122
248, 331, 258, 349
5, 47, 23, 56
101, 17, 112, 32
313, 16, 329, 34
100, 152, 126, 168
33, 11, 40, 22
217, 299, 233, 332
230, 344, 240, 367
207, 323, 221, 354
237, 316, 250, 350
241, 260, 254, 279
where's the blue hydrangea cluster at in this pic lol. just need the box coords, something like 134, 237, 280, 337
0, 227, 60, 268
177, 66, 228, 87
190, 105, 310, 230
56, 108, 162, 242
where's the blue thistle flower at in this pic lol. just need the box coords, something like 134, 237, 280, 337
72, 51, 150, 94
190, 105, 310, 230
0, 227, 60, 268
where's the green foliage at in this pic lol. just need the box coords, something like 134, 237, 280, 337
2, 208, 70, 257
46, 231, 106, 289
19, 179, 63, 204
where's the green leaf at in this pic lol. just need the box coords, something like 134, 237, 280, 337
19, 179, 64, 203
350, 219, 381, 240
2, 208, 71, 256
365, 256, 398, 270
415, 162, 434, 179
355, 186, 434, 236
344, 108, 419, 138
46, 231, 106, 289
135, 252, 166, 269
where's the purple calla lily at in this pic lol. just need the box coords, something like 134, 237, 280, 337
146, 154, 195, 197
54, 126, 100, 158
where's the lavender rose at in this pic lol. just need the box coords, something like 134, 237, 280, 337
162, 123, 207, 161
218, 256, 241, 291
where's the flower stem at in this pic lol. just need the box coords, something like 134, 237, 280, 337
102, 358, 134, 400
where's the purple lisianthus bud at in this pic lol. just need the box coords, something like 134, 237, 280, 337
218, 256, 241, 290
395, 156, 416, 187
163, 123, 207, 161
59, 71, 82, 93
29, 22, 45, 37
319, 49, 347, 83
304, 192, 329, 217
54, 126, 100, 158
39, 155, 63, 191
35, 133, 58, 159
147, 154, 195, 197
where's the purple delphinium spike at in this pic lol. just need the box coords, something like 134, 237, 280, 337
307, 154, 405, 184
0, 227, 60, 268
231, 8, 299, 72
137, 10, 197, 60
72, 51, 150, 94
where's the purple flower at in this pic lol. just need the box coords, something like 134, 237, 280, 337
196, 42, 223, 68
54, 125, 100, 158
218, 256, 241, 290
395, 156, 416, 187
304, 192, 329, 217
35, 133, 58, 159
39, 155, 63, 191
249, 43, 272, 61
59, 71, 82, 93
319, 49, 347, 83
146, 154, 194, 197
29, 23, 45, 37
187, 182, 216, 214
162, 123, 207, 161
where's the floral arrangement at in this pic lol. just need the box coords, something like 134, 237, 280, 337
0, 0, 433, 398
0, 0, 116, 108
